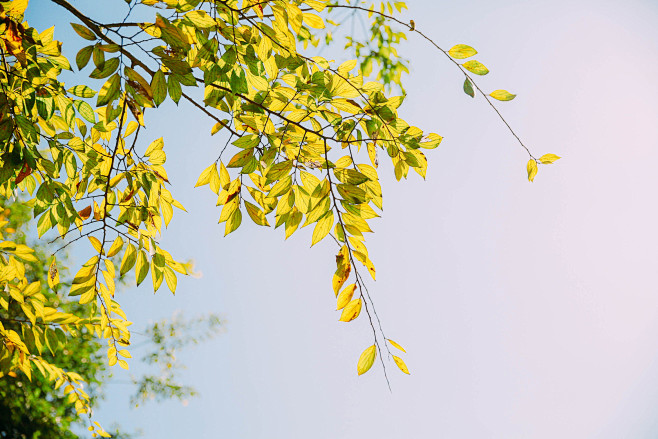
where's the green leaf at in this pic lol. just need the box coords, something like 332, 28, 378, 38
167, 75, 182, 104
89, 57, 119, 79
448, 44, 477, 59
357, 345, 376, 375
333, 169, 369, 185
135, 250, 149, 286
68, 85, 96, 98
232, 134, 260, 149
151, 70, 167, 106
489, 90, 516, 101
74, 100, 95, 123
120, 244, 137, 276
70, 23, 96, 41
463, 78, 475, 98
462, 60, 489, 76
225, 208, 242, 236
336, 184, 367, 204
244, 201, 269, 226
76, 45, 93, 70
184, 10, 216, 29
311, 211, 334, 246
97, 73, 121, 106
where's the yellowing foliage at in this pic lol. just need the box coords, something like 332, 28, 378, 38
0, 0, 558, 427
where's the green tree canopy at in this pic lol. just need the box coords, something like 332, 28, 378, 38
0, 0, 558, 434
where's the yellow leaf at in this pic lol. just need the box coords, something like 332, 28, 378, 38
539, 153, 561, 164
336, 283, 356, 310
106, 236, 124, 257
88, 236, 104, 254
311, 211, 334, 247
489, 90, 516, 101
462, 60, 489, 75
245, 201, 270, 226
448, 44, 477, 59
120, 244, 137, 276
302, 12, 325, 29
392, 355, 410, 374
124, 120, 139, 137
145, 137, 164, 156
337, 59, 357, 75
339, 298, 362, 322
118, 349, 132, 358
527, 159, 538, 182
387, 339, 406, 353
195, 163, 216, 187
48, 259, 59, 289
209, 164, 221, 194
79, 288, 95, 305
164, 266, 177, 294
219, 162, 230, 189
8, 0, 29, 15
224, 208, 242, 236
211, 122, 224, 135
332, 245, 351, 295
118, 359, 129, 370
357, 345, 377, 375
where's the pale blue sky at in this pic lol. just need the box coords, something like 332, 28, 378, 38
28, 0, 658, 437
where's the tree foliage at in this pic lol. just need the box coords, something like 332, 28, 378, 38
0, 0, 559, 433
0, 199, 222, 437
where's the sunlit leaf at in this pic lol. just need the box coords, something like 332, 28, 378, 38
311, 211, 334, 247
70, 23, 96, 41
88, 236, 103, 254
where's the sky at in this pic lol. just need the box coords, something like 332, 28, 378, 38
27, 0, 658, 438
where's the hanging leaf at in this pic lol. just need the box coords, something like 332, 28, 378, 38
527, 159, 538, 182
392, 355, 410, 374
463, 78, 475, 98
88, 236, 103, 254
339, 298, 362, 322
336, 284, 356, 310
47, 259, 59, 289
311, 211, 334, 247
357, 345, 377, 375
